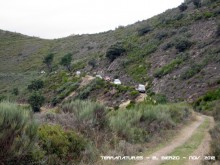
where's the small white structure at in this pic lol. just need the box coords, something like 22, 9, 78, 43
96, 75, 103, 79
76, 71, 81, 76
113, 79, 121, 85
136, 84, 146, 93
40, 70, 46, 74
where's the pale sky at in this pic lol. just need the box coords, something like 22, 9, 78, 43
0, 0, 184, 39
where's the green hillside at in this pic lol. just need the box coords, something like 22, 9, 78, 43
0, 0, 220, 101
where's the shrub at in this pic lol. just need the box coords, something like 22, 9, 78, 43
137, 26, 152, 36
28, 92, 45, 112
27, 79, 44, 91
175, 38, 192, 52
88, 59, 97, 68
180, 64, 203, 80
217, 23, 220, 37
154, 58, 183, 78
155, 31, 168, 40
0, 102, 39, 164
12, 87, 19, 95
162, 42, 173, 50
38, 124, 86, 163
61, 100, 107, 130
106, 43, 126, 62
192, 0, 202, 8
179, 3, 188, 11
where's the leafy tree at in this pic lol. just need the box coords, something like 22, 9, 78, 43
43, 53, 54, 72
192, 0, 201, 8
106, 44, 126, 62
27, 79, 44, 91
60, 53, 72, 71
178, 3, 188, 11
28, 92, 45, 112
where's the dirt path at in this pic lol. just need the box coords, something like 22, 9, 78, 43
184, 116, 215, 165
135, 114, 206, 165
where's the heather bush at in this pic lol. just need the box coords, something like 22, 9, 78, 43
0, 101, 39, 164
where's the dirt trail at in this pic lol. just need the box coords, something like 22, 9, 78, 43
184, 116, 215, 165
135, 114, 206, 165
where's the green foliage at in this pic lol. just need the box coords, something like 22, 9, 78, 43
217, 23, 220, 37
60, 53, 72, 71
28, 92, 45, 112
38, 124, 86, 163
27, 79, 44, 91
12, 87, 19, 96
155, 31, 168, 40
109, 102, 191, 143
43, 53, 54, 72
0, 102, 39, 164
106, 43, 126, 62
61, 100, 107, 130
88, 59, 97, 68
175, 38, 192, 52
181, 63, 203, 80
154, 58, 183, 78
179, 3, 188, 11
193, 88, 220, 112
193, 0, 202, 8
137, 26, 152, 36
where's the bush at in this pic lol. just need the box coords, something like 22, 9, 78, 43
106, 43, 126, 62
0, 102, 39, 164
217, 23, 220, 37
137, 26, 152, 36
154, 58, 183, 78
60, 53, 72, 71
155, 31, 168, 40
175, 38, 192, 52
12, 87, 19, 95
192, 0, 202, 8
179, 3, 188, 11
27, 79, 44, 91
38, 124, 86, 163
180, 63, 203, 80
61, 100, 107, 130
28, 92, 45, 112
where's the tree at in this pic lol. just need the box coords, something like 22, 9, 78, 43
43, 53, 54, 72
28, 92, 45, 112
27, 79, 44, 91
192, 0, 201, 8
60, 53, 72, 71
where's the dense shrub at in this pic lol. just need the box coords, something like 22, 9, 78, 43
27, 79, 44, 91
193, 0, 202, 8
180, 63, 203, 80
88, 59, 97, 68
109, 102, 191, 143
217, 23, 220, 37
179, 3, 188, 11
175, 38, 192, 52
61, 100, 107, 130
12, 87, 19, 95
137, 26, 152, 36
43, 53, 54, 72
0, 102, 39, 164
154, 58, 183, 78
28, 92, 45, 112
38, 124, 86, 163
106, 43, 126, 61
155, 31, 168, 40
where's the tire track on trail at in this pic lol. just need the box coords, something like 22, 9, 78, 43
135, 114, 208, 165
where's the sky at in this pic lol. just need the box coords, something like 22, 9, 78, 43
0, 0, 184, 39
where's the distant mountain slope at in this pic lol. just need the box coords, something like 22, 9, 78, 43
0, 0, 220, 101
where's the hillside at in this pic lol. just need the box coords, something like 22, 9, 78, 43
0, 0, 220, 102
